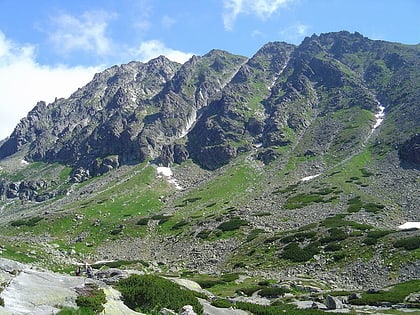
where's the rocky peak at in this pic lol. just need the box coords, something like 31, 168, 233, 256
0, 31, 419, 175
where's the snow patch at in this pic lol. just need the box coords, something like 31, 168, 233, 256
21, 159, 30, 165
372, 103, 385, 130
398, 222, 420, 230
179, 109, 197, 138
156, 166, 183, 190
300, 174, 321, 182
157, 166, 173, 177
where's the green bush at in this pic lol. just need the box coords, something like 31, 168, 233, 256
280, 242, 319, 262
75, 285, 106, 314
211, 299, 233, 308
258, 287, 290, 298
349, 280, 420, 306
56, 308, 95, 315
117, 275, 203, 314
347, 196, 363, 213
324, 242, 342, 252
196, 229, 212, 239
10, 217, 43, 227
235, 301, 327, 315
217, 218, 248, 232
320, 228, 347, 244
280, 231, 317, 243
394, 236, 420, 250
235, 286, 263, 296
364, 203, 385, 213
195, 279, 225, 288
136, 217, 149, 225
171, 220, 189, 230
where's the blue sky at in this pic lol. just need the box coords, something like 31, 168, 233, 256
0, 0, 419, 139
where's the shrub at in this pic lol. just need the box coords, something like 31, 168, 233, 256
320, 227, 347, 244
56, 308, 95, 315
363, 203, 385, 213
195, 279, 225, 288
235, 286, 263, 296
394, 236, 420, 250
217, 218, 248, 232
10, 217, 43, 227
258, 287, 290, 298
117, 275, 203, 314
324, 242, 342, 252
75, 284, 106, 314
347, 196, 363, 213
211, 299, 233, 308
171, 220, 189, 230
136, 217, 149, 225
349, 280, 420, 306
196, 229, 212, 239
281, 242, 319, 262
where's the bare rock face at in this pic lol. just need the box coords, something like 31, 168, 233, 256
0, 31, 419, 173
399, 134, 420, 165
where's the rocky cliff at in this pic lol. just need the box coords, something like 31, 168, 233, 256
1, 32, 419, 176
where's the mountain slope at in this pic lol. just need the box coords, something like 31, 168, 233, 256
0, 31, 419, 292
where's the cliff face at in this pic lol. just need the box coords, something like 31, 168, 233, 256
1, 31, 419, 174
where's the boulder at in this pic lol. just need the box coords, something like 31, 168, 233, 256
179, 305, 197, 315
325, 295, 343, 310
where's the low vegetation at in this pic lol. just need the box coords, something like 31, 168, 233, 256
75, 283, 106, 314
349, 280, 420, 306
117, 275, 203, 314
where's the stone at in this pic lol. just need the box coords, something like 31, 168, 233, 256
405, 293, 420, 303
348, 292, 362, 300
325, 295, 343, 310
179, 305, 197, 315
160, 308, 176, 315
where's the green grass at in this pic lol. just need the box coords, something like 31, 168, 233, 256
5, 163, 168, 256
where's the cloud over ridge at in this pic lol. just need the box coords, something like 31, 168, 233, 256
223, 0, 292, 30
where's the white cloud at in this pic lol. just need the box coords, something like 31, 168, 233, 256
223, 0, 292, 30
130, 40, 194, 64
161, 15, 176, 29
47, 10, 116, 56
0, 31, 101, 140
279, 23, 310, 44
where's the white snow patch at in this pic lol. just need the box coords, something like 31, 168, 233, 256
179, 109, 197, 139
156, 166, 183, 190
157, 166, 173, 177
398, 222, 420, 230
300, 174, 321, 182
255, 142, 263, 148
21, 159, 30, 165
372, 103, 385, 130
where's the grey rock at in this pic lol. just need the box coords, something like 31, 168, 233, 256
179, 305, 197, 315
325, 295, 343, 310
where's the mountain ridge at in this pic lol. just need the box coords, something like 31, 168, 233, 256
0, 31, 419, 298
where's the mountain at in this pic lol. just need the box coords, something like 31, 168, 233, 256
0, 31, 419, 301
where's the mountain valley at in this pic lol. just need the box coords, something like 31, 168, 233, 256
0, 31, 419, 314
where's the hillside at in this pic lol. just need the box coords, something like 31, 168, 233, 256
0, 31, 419, 313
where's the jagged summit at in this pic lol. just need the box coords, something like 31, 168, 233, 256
0, 32, 419, 298
0, 31, 419, 174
